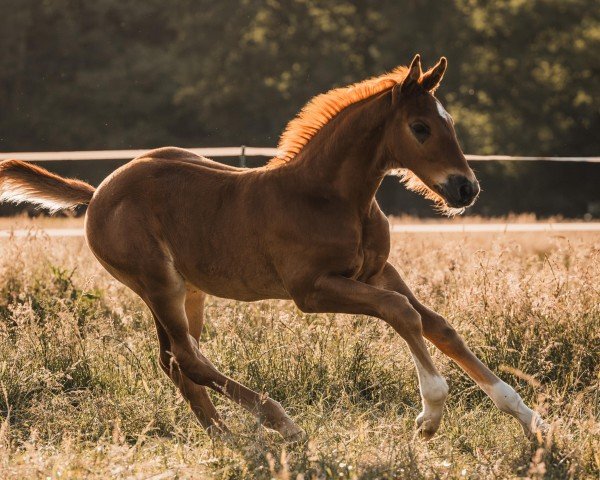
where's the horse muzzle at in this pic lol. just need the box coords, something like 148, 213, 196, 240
435, 174, 480, 208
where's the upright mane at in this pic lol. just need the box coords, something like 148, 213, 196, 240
270, 66, 409, 165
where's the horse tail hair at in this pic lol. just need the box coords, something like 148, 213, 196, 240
0, 159, 96, 213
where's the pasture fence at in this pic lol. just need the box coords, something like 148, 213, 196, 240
1, 146, 600, 166
0, 147, 598, 236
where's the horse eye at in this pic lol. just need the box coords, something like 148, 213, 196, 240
410, 122, 431, 143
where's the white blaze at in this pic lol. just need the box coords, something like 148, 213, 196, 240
435, 99, 453, 124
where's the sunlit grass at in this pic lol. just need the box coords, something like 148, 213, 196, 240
0, 230, 598, 479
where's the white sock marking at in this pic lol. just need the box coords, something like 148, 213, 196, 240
486, 380, 536, 429
414, 358, 448, 406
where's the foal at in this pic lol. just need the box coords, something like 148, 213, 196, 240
0, 55, 546, 441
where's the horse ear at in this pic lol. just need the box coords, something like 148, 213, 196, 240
392, 54, 423, 103
400, 54, 422, 93
421, 57, 447, 92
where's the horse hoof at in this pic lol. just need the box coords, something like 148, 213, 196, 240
269, 415, 306, 443
523, 413, 550, 440
205, 422, 234, 443
415, 412, 439, 440
284, 427, 308, 445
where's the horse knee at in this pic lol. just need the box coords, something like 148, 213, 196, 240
423, 314, 460, 346
383, 294, 422, 335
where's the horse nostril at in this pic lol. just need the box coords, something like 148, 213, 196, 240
440, 175, 479, 207
459, 182, 473, 202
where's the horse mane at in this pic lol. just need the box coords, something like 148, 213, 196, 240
270, 66, 409, 166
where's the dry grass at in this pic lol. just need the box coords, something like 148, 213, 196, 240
0, 213, 589, 230
0, 228, 598, 479
0, 213, 84, 230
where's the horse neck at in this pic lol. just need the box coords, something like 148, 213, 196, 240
289, 92, 391, 213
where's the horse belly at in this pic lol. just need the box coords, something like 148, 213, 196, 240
175, 246, 290, 302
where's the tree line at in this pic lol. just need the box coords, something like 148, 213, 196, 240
0, 0, 598, 217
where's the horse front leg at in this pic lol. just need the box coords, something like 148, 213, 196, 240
296, 275, 449, 439
370, 263, 548, 437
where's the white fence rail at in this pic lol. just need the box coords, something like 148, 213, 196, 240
1, 148, 598, 236
1, 147, 599, 163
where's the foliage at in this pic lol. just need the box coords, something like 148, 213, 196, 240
0, 0, 598, 216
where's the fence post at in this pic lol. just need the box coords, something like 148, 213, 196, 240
239, 145, 246, 167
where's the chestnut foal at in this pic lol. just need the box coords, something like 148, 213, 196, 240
0, 55, 546, 441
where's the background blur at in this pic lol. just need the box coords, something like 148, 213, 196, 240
0, 0, 598, 217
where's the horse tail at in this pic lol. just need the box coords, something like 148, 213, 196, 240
0, 159, 96, 212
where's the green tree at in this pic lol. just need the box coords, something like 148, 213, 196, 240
0, 0, 597, 216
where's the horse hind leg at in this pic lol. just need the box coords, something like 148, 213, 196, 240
144, 269, 304, 441
152, 287, 228, 437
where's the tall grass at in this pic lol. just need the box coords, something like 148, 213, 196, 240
0, 232, 598, 479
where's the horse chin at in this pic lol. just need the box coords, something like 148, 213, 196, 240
436, 202, 466, 217
393, 169, 466, 217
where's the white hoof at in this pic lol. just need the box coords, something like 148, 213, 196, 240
415, 407, 443, 440
275, 418, 306, 442
522, 412, 550, 439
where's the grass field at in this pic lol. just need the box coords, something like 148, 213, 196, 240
0, 227, 598, 479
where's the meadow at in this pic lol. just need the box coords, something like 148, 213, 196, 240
0, 225, 598, 479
